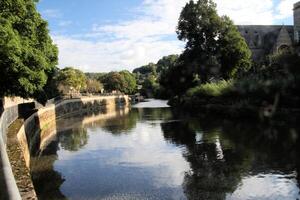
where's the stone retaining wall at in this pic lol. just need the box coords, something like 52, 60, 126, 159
0, 99, 36, 200
0, 95, 129, 200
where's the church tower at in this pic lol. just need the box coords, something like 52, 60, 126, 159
294, 2, 300, 44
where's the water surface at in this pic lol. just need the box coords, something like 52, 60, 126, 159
31, 100, 300, 200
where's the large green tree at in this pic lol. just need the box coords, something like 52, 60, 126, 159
0, 0, 58, 100
177, 0, 251, 82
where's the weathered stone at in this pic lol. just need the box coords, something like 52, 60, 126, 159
237, 1, 300, 62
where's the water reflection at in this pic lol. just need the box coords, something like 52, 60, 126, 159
30, 101, 300, 200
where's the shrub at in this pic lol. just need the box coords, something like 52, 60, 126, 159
186, 80, 234, 98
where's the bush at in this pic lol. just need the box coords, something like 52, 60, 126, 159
186, 80, 234, 98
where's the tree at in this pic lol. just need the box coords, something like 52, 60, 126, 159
55, 67, 86, 95
156, 55, 179, 74
102, 72, 125, 93
218, 16, 252, 78
133, 63, 157, 75
177, 0, 251, 82
85, 79, 103, 94
159, 61, 198, 97
0, 0, 58, 100
141, 75, 159, 98
101, 71, 137, 94
119, 70, 137, 94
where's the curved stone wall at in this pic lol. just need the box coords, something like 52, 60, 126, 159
0, 95, 129, 200
0, 98, 36, 200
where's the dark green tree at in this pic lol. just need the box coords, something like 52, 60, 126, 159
102, 72, 125, 93
140, 74, 159, 97
0, 0, 58, 100
156, 54, 179, 74
159, 61, 198, 97
218, 16, 252, 78
177, 0, 251, 82
133, 63, 157, 76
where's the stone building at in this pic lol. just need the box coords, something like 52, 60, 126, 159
237, 1, 300, 62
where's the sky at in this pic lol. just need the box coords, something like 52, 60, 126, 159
37, 0, 298, 72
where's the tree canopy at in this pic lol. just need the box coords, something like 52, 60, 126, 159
54, 67, 87, 95
156, 55, 179, 74
101, 71, 137, 95
85, 79, 103, 94
0, 0, 58, 100
177, 0, 251, 82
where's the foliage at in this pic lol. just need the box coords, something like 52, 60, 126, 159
0, 0, 58, 101
85, 72, 107, 81
85, 79, 103, 94
140, 75, 159, 98
133, 63, 157, 76
101, 71, 137, 94
119, 70, 137, 94
178, 52, 300, 111
186, 80, 234, 98
54, 67, 87, 95
156, 55, 179, 74
176, 0, 251, 83
133, 55, 179, 98
218, 16, 252, 78
159, 61, 199, 97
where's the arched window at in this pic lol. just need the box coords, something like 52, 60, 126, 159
278, 44, 291, 54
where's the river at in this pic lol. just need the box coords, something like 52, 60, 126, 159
30, 99, 300, 200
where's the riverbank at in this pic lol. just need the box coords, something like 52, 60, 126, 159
170, 99, 300, 120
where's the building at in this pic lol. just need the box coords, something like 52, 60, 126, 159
237, 1, 300, 62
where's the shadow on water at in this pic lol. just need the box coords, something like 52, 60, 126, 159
161, 112, 300, 200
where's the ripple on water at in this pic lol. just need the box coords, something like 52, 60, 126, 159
227, 173, 300, 200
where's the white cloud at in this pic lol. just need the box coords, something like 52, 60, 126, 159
216, 0, 274, 25
42, 9, 62, 19
58, 20, 72, 27
275, 0, 299, 19
53, 0, 297, 72
53, 35, 183, 72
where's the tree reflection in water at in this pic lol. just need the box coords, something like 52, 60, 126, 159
58, 127, 88, 151
161, 114, 300, 200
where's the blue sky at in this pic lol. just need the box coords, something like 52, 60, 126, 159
37, 0, 297, 72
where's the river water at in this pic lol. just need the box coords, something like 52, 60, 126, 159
30, 99, 300, 200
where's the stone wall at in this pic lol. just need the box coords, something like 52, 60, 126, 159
237, 25, 294, 62
0, 100, 35, 200
0, 95, 129, 200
